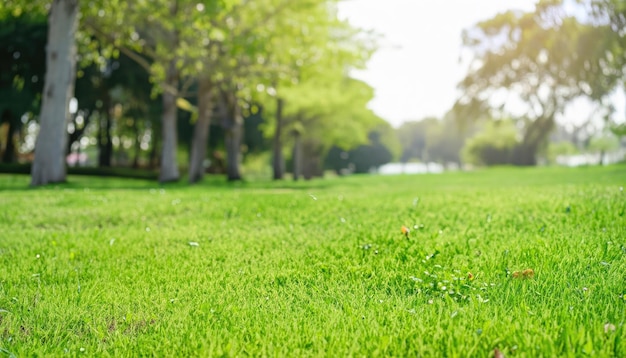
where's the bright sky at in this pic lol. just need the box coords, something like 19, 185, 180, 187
337, 0, 625, 128
336, 0, 535, 127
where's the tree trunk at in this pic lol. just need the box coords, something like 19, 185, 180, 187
188, 78, 213, 183
222, 91, 243, 181
599, 150, 605, 166
303, 140, 314, 180
272, 97, 285, 180
98, 95, 113, 167
1, 110, 17, 163
31, 0, 78, 186
132, 120, 141, 169
225, 125, 243, 181
158, 59, 180, 183
302, 139, 323, 180
512, 143, 538, 166
292, 130, 301, 181
102, 112, 113, 166
513, 115, 555, 166
149, 130, 159, 170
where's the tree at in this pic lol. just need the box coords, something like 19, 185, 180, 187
272, 97, 285, 179
424, 116, 465, 165
611, 123, 626, 138
588, 132, 620, 165
546, 141, 579, 165
30, 0, 79, 185
458, 1, 621, 165
396, 115, 467, 165
246, 0, 376, 180
396, 117, 439, 163
85, 0, 221, 182
462, 120, 519, 166
590, 0, 626, 121
279, 76, 384, 179
188, 78, 213, 183
218, 87, 244, 181
185, 0, 332, 182
3, 0, 147, 183
347, 131, 393, 173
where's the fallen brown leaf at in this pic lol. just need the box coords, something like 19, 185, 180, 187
494, 347, 505, 358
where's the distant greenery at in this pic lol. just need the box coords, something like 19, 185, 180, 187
547, 141, 580, 164
462, 120, 518, 166
1, 166, 626, 356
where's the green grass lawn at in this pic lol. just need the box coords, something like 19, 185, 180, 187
1, 166, 625, 357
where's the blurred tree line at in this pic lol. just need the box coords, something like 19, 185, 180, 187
0, 0, 398, 185
0, 0, 625, 186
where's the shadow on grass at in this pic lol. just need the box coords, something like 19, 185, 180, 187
0, 164, 342, 192
5, 163, 623, 192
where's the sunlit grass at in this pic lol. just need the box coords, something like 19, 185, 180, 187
1, 165, 625, 356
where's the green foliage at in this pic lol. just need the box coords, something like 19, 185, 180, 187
0, 1, 47, 19
397, 116, 468, 164
241, 151, 273, 179
1, 166, 626, 356
277, 77, 383, 154
348, 143, 392, 173
324, 129, 396, 174
346, 132, 393, 174
372, 122, 401, 161
396, 118, 439, 162
610, 123, 626, 137
0, 16, 46, 117
588, 134, 620, 153
424, 117, 466, 164
546, 141, 579, 164
462, 120, 519, 166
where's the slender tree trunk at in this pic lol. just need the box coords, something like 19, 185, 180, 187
31, 0, 78, 186
159, 59, 180, 183
98, 96, 113, 167
272, 97, 285, 180
222, 91, 243, 181
158, 0, 180, 182
149, 130, 159, 170
599, 150, 605, 166
302, 140, 322, 180
103, 112, 113, 166
189, 78, 213, 183
132, 121, 141, 169
303, 140, 313, 180
225, 122, 243, 181
292, 130, 301, 181
1, 110, 17, 163
97, 114, 104, 165
75, 142, 81, 167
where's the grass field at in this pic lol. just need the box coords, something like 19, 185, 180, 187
1, 166, 625, 357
